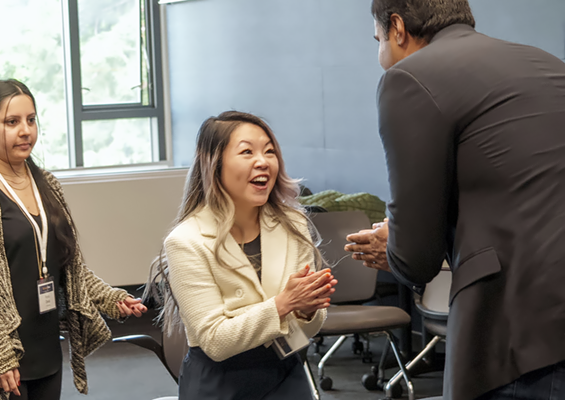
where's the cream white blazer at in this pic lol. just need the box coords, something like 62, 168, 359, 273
165, 205, 326, 362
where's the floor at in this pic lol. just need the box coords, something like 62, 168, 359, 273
58, 308, 444, 400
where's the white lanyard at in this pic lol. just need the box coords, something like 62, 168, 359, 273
0, 165, 49, 278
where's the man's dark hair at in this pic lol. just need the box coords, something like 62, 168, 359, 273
372, 0, 475, 43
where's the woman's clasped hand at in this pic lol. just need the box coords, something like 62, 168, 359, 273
275, 266, 338, 319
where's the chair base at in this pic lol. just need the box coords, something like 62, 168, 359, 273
311, 332, 414, 400
385, 335, 443, 392
299, 348, 320, 400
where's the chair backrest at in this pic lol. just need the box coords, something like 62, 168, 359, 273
420, 261, 452, 314
310, 211, 377, 304
162, 326, 189, 380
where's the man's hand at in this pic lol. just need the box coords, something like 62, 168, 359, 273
344, 219, 391, 272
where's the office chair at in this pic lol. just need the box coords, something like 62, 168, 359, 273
114, 220, 324, 400
309, 211, 414, 400
112, 325, 188, 400
364, 263, 451, 399
113, 325, 188, 383
114, 317, 321, 400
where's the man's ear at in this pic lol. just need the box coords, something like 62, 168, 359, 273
389, 14, 406, 46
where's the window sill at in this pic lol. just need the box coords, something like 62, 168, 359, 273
53, 164, 189, 185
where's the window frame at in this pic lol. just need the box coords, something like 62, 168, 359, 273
61, 0, 166, 169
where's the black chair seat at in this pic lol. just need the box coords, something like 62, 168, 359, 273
320, 305, 410, 336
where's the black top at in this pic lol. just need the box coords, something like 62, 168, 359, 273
0, 189, 62, 380
242, 234, 261, 281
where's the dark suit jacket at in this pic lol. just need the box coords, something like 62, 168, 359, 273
378, 24, 565, 400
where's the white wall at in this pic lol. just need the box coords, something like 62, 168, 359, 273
60, 168, 188, 286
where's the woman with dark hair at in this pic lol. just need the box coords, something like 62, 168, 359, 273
146, 111, 337, 399
0, 79, 147, 400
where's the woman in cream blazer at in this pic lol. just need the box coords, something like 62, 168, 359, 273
147, 111, 337, 400
165, 204, 326, 362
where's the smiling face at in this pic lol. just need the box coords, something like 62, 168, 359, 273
0, 94, 37, 166
220, 122, 279, 215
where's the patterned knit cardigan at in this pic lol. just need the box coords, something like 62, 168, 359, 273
0, 170, 129, 399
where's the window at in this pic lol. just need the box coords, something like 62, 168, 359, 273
0, 0, 165, 170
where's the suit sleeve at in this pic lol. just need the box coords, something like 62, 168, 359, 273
377, 68, 454, 288
165, 235, 290, 362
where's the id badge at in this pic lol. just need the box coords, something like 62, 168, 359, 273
37, 277, 56, 314
272, 318, 310, 359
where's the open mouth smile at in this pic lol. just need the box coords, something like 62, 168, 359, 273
250, 175, 269, 188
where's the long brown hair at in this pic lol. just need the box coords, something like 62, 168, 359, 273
145, 111, 324, 334
0, 79, 77, 267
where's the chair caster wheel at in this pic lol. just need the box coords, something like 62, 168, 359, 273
388, 383, 403, 398
351, 341, 364, 354
319, 376, 333, 391
361, 373, 384, 391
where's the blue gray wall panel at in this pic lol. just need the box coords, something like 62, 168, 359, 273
167, 0, 565, 203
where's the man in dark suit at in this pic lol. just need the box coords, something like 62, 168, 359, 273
345, 1, 565, 399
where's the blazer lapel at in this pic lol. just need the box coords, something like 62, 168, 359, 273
260, 212, 288, 298
197, 206, 267, 299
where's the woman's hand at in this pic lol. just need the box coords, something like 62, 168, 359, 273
275, 266, 338, 319
1, 368, 20, 397
117, 297, 148, 318
297, 271, 337, 316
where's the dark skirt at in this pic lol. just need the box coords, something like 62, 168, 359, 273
178, 345, 312, 400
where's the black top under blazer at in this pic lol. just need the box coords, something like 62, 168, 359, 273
378, 24, 565, 400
